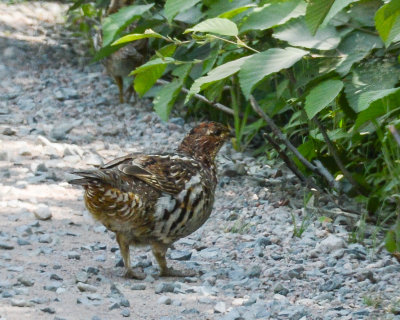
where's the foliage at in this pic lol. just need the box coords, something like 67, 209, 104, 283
67, 0, 400, 244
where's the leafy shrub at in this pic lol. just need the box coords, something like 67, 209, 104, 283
68, 0, 400, 237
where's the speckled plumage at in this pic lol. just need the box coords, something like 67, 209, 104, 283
69, 122, 230, 278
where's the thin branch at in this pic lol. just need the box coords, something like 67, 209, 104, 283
249, 95, 338, 188
156, 79, 234, 116
313, 117, 365, 196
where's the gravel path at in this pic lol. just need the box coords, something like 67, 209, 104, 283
0, 2, 399, 320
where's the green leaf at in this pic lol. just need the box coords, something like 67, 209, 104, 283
187, 55, 252, 101
131, 57, 176, 75
273, 18, 340, 50
218, 5, 255, 19
240, 0, 306, 32
164, 0, 201, 22
305, 0, 335, 35
321, 0, 359, 28
133, 45, 177, 97
239, 47, 308, 98
112, 29, 164, 46
305, 80, 344, 119
344, 60, 400, 113
385, 230, 397, 253
206, 0, 253, 18
349, 0, 381, 27
336, 31, 383, 75
102, 4, 154, 46
185, 18, 238, 36
357, 88, 400, 112
153, 80, 183, 121
375, 1, 400, 46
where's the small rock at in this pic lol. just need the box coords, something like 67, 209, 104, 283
68, 251, 80, 260
17, 238, 31, 246
121, 309, 130, 317
41, 307, 56, 314
18, 276, 34, 287
214, 301, 226, 313
158, 296, 172, 305
120, 298, 130, 307
50, 274, 63, 281
273, 283, 289, 296
2, 127, 16, 136
155, 282, 180, 294
131, 283, 146, 290
75, 271, 88, 283
0, 241, 14, 250
77, 282, 97, 293
43, 282, 62, 292
319, 276, 343, 291
11, 298, 33, 307
109, 302, 120, 310
33, 205, 52, 221
170, 250, 192, 261
318, 235, 346, 253
247, 265, 262, 278
38, 234, 52, 243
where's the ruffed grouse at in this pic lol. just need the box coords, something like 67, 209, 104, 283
95, 0, 147, 103
69, 122, 230, 279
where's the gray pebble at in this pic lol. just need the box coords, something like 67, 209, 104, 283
50, 274, 63, 281
157, 296, 172, 305
33, 205, 52, 221
155, 282, 180, 294
120, 298, 130, 307
38, 234, 52, 243
18, 276, 34, 287
10, 298, 33, 307
68, 251, 80, 260
214, 301, 226, 313
121, 309, 130, 317
41, 307, 56, 314
0, 241, 14, 250
17, 238, 31, 246
273, 283, 289, 296
170, 250, 192, 261
131, 283, 146, 290
109, 302, 120, 310
77, 282, 97, 293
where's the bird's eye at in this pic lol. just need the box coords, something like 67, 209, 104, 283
214, 129, 222, 136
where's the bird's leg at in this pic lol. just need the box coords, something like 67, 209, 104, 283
116, 233, 145, 280
114, 76, 124, 103
124, 84, 135, 103
152, 243, 196, 277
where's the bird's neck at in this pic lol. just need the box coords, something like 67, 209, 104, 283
178, 137, 219, 168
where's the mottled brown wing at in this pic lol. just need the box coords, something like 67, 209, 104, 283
104, 153, 199, 195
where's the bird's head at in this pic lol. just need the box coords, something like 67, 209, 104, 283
178, 122, 231, 164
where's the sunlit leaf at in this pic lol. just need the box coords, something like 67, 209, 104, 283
240, 0, 306, 32
375, 1, 400, 46
185, 18, 238, 36
239, 47, 308, 98
305, 0, 335, 35
112, 30, 164, 46
273, 18, 340, 50
102, 4, 154, 46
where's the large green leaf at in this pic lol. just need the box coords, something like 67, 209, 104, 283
112, 30, 164, 46
336, 31, 383, 75
102, 4, 154, 46
185, 18, 238, 36
153, 80, 183, 121
321, 0, 359, 28
187, 55, 252, 101
240, 0, 306, 32
305, 0, 335, 35
348, 0, 381, 27
273, 18, 341, 50
305, 80, 344, 119
344, 60, 400, 113
238, 47, 308, 98
218, 5, 255, 19
357, 88, 400, 112
133, 45, 177, 97
375, 0, 400, 46
164, 0, 201, 22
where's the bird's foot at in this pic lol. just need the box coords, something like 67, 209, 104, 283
160, 267, 196, 278
124, 268, 146, 280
